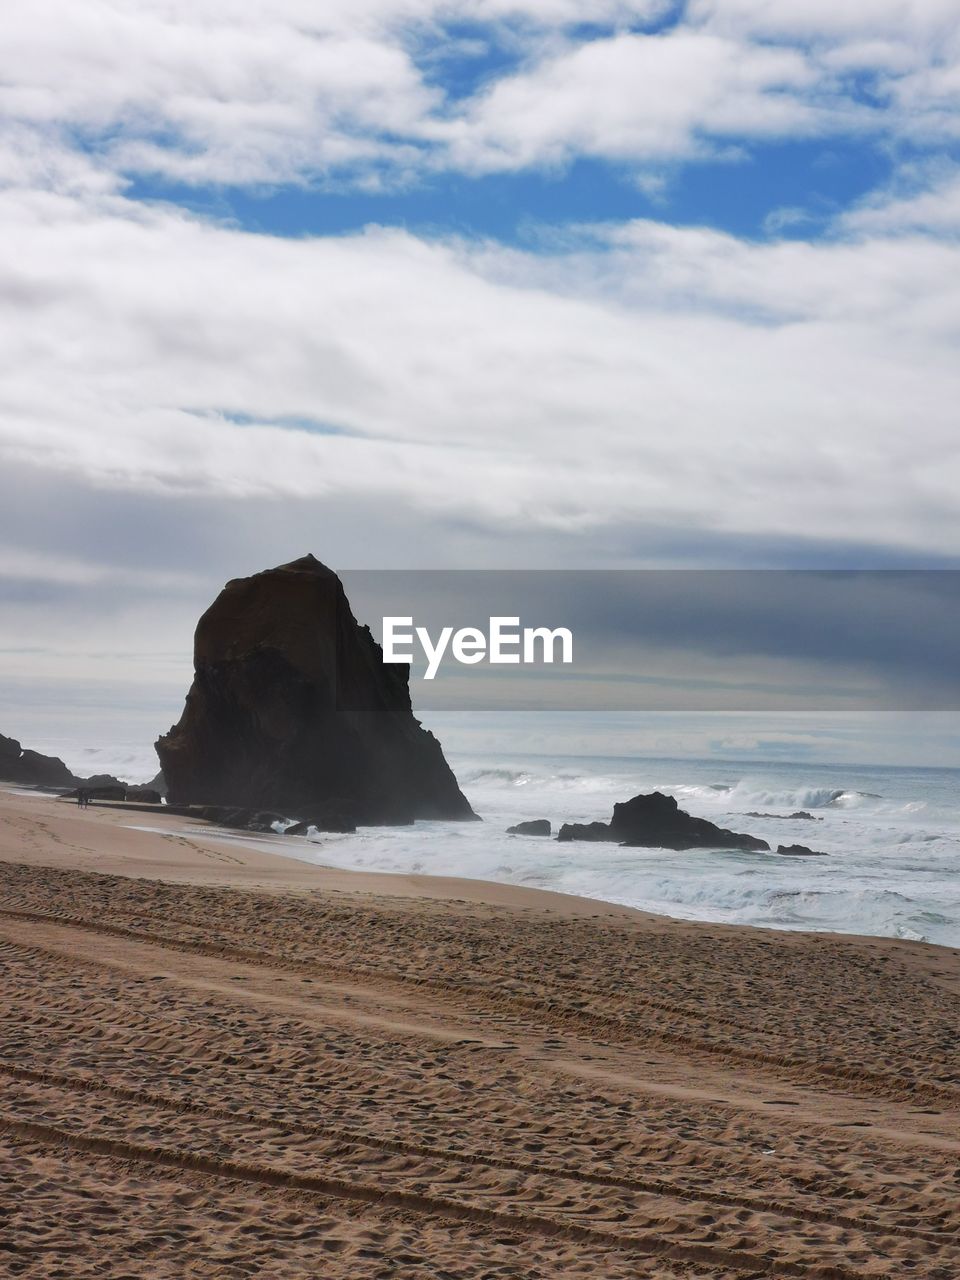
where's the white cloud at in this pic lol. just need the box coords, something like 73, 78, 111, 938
842, 166, 960, 234
431, 31, 824, 172
0, 179, 958, 558
0, 3, 440, 187
690, 0, 959, 40
585, 217, 960, 327
0, 1, 673, 190
0, 124, 119, 196
0, 0, 955, 192
691, 0, 960, 145
0, 3, 957, 570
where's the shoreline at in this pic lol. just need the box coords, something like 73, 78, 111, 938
0, 786, 647, 916
3, 785, 958, 958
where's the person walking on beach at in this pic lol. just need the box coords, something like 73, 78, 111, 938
77, 788, 88, 809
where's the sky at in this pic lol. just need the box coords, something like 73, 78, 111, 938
1, 0, 959, 769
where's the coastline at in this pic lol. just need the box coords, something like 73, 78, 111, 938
0, 787, 650, 913
1, 786, 958, 1275
3, 785, 957, 953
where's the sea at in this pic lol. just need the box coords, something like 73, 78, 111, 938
35, 737, 960, 949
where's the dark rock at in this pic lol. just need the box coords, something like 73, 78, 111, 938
83, 774, 128, 791
125, 788, 162, 804
155, 555, 476, 827
147, 770, 168, 798
775, 843, 828, 857
285, 814, 357, 836
507, 819, 551, 836
557, 821, 613, 842
1, 733, 143, 795
65, 784, 126, 802
210, 807, 357, 835
558, 791, 769, 851
284, 820, 312, 836
17, 749, 78, 788
745, 810, 820, 821
86, 785, 127, 802
0, 736, 77, 789
189, 806, 286, 833
614, 793, 769, 850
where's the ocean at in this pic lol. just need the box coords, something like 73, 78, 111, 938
294, 753, 960, 948
22, 737, 960, 948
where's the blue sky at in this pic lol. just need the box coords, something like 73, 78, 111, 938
1, 0, 960, 764
129, 137, 900, 245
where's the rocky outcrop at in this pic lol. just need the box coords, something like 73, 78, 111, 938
0, 734, 78, 789
558, 792, 769, 851
555, 821, 612, 843
155, 555, 476, 828
775, 843, 828, 857
1, 731, 139, 794
125, 788, 162, 805
82, 774, 129, 791
64, 783, 128, 802
745, 811, 820, 821
506, 819, 551, 836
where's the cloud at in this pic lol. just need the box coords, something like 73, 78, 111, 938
0, 1, 672, 190
0, 3, 440, 187
1, 0, 956, 193
691, 0, 960, 144
582, 217, 960, 327
690, 0, 959, 39
841, 165, 960, 234
430, 31, 824, 172
0, 175, 958, 564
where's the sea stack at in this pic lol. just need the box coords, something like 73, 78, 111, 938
155, 555, 476, 827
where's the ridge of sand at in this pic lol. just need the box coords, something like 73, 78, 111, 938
0, 788, 957, 1278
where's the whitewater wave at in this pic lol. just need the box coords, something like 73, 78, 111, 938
460, 767, 536, 786
462, 766, 625, 795
463, 768, 889, 812
668, 781, 885, 811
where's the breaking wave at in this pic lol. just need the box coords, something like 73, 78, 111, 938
671, 782, 883, 811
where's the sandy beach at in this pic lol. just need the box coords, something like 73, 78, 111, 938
0, 788, 957, 1278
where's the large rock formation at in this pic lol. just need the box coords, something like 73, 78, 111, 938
0, 733, 128, 793
558, 791, 769, 851
155, 555, 476, 827
0, 733, 81, 789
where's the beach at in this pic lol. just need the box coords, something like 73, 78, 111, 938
0, 789, 958, 1278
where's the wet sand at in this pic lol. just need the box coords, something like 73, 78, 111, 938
0, 788, 958, 1278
